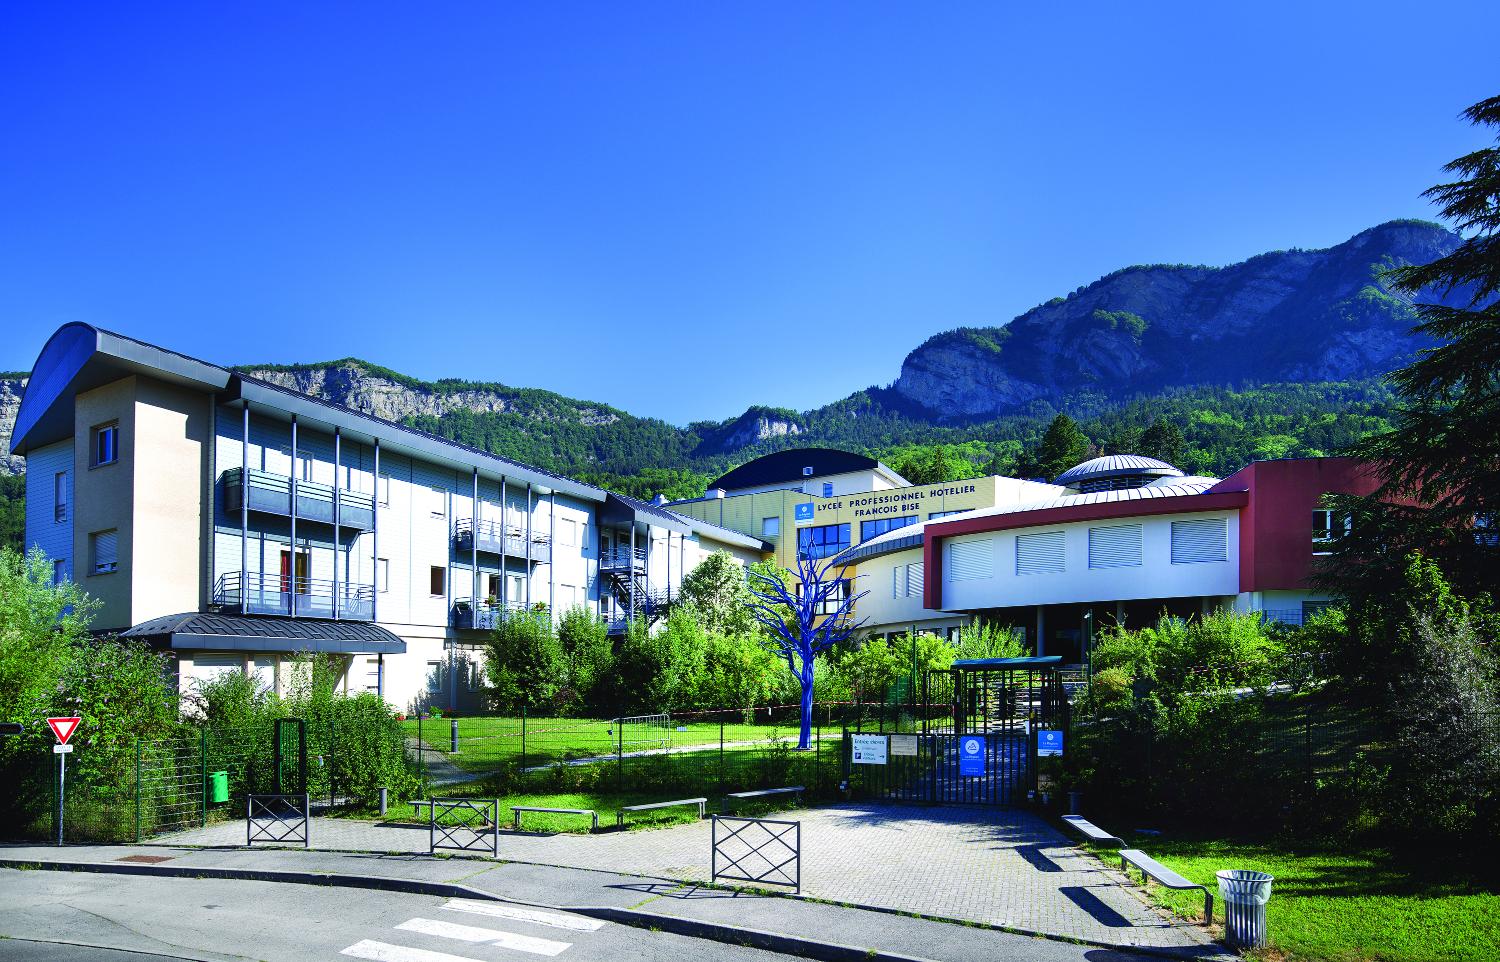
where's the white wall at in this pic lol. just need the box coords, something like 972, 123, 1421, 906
941, 510, 1240, 611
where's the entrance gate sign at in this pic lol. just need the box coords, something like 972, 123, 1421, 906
889, 734, 918, 757
851, 733, 888, 765
958, 735, 985, 776
1037, 729, 1064, 757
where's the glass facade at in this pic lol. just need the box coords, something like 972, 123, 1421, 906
798, 522, 850, 559
860, 515, 918, 541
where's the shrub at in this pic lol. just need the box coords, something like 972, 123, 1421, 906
485, 610, 564, 711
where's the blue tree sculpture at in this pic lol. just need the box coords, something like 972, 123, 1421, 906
747, 551, 867, 750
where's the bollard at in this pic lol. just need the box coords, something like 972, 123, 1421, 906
1068, 791, 1083, 815
450, 718, 459, 754
379, 787, 388, 816
1217, 870, 1273, 949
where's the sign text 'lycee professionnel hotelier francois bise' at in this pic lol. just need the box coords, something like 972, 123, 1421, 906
812, 484, 978, 522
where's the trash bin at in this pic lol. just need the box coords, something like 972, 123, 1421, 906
208, 771, 229, 804
1217, 870, 1273, 949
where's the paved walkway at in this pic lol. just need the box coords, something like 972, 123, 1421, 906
157, 802, 1211, 951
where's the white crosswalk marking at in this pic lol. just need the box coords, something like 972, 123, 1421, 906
440, 898, 606, 932
340, 939, 484, 962
396, 917, 572, 956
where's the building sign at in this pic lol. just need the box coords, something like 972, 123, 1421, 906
889, 734, 918, 757
817, 484, 978, 520
851, 734, 888, 765
958, 735, 985, 776
1037, 730, 1064, 757
794, 503, 816, 523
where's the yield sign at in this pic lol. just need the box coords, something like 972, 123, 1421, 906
46, 717, 81, 745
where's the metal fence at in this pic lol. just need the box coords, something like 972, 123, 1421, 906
247, 793, 310, 848
711, 815, 801, 892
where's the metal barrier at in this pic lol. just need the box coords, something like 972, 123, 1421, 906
430, 797, 499, 856
246, 793, 310, 848
710, 815, 801, 893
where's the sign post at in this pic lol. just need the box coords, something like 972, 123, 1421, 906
47, 717, 80, 846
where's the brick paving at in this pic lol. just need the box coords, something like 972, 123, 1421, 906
161, 801, 1208, 950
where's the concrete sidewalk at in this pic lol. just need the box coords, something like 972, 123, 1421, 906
0, 842, 1232, 962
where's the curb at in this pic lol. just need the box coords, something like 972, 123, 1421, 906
0, 856, 1227, 962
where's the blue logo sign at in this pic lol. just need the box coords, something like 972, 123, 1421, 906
1037, 730, 1064, 757
958, 735, 985, 776
794, 503, 815, 523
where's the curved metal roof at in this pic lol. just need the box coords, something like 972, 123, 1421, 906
708, 447, 906, 492
122, 612, 406, 654
1054, 453, 1184, 486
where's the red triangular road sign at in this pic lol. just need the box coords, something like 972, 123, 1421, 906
46, 717, 80, 745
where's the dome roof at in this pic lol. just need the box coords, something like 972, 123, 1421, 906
1054, 454, 1184, 488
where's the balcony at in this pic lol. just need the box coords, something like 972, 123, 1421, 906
452, 518, 551, 565
214, 571, 375, 621
451, 598, 534, 630
221, 468, 375, 531
599, 546, 646, 572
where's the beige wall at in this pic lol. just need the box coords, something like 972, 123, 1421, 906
130, 376, 210, 624
73, 376, 137, 631
71, 374, 210, 631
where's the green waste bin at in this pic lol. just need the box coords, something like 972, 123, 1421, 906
208, 771, 229, 804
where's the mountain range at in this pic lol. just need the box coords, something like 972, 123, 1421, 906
0, 219, 1458, 538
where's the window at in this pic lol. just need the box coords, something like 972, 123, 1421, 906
928, 510, 965, 521
796, 579, 849, 616
487, 573, 502, 602
466, 660, 482, 691
559, 584, 579, 609
949, 539, 993, 580
822, 482, 834, 498
506, 574, 524, 606
893, 562, 924, 598
1088, 524, 1142, 569
425, 661, 444, 693
860, 515, 917, 541
54, 472, 67, 522
1301, 600, 1333, 622
377, 558, 389, 593
557, 517, 577, 547
797, 523, 850, 560
378, 474, 391, 506
429, 487, 446, 517
52, 559, 66, 585
90, 529, 118, 574
1016, 531, 1065, 575
90, 422, 119, 467
1312, 509, 1350, 547
1475, 513, 1499, 547
1171, 518, 1228, 564
803, 466, 815, 477
430, 566, 446, 597
761, 516, 781, 538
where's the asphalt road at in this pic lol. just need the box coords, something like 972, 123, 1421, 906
0, 869, 806, 962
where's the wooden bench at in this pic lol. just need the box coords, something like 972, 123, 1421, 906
1120, 849, 1213, 924
724, 786, 804, 811
616, 797, 707, 828
512, 805, 598, 833
1060, 814, 1125, 847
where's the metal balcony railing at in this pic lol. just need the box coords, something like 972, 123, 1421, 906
452, 518, 551, 564
221, 468, 375, 531
450, 598, 535, 630
214, 571, 375, 621
599, 546, 647, 572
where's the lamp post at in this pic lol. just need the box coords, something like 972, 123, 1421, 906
1082, 608, 1094, 684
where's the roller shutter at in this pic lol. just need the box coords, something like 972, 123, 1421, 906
949, 540, 993, 581
1016, 531, 1065, 575
1089, 524, 1142, 569
1171, 518, 1228, 564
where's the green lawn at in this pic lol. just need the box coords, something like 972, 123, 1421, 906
402, 714, 823, 774
1092, 834, 1499, 962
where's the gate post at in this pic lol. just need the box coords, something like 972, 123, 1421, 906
200, 730, 208, 828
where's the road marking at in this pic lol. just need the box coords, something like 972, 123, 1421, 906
340, 939, 484, 962
397, 917, 572, 956
441, 898, 605, 932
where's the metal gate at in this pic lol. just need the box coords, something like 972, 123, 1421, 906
848, 656, 1067, 807
272, 718, 307, 795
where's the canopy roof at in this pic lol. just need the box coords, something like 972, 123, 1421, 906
121, 612, 407, 654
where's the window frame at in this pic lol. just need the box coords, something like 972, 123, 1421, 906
90, 422, 119, 468
90, 528, 119, 575
860, 515, 917, 542
54, 471, 67, 523
761, 516, 781, 538
429, 565, 446, 597
797, 522, 851, 560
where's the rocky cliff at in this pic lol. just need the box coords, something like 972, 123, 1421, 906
0, 375, 27, 477
893, 220, 1461, 419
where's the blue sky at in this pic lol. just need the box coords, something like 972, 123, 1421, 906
2, 2, 1496, 423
